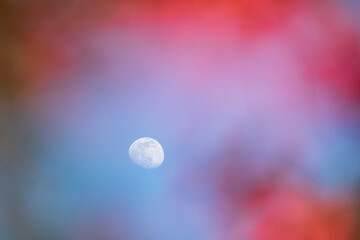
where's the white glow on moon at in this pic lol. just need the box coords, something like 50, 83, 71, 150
129, 137, 164, 169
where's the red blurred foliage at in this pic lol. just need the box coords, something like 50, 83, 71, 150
290, 3, 360, 104
218, 164, 355, 240
251, 191, 354, 240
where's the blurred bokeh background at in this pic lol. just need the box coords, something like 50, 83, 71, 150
0, 0, 360, 239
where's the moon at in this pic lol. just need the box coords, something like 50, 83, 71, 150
129, 137, 164, 169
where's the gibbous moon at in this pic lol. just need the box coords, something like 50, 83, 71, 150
129, 137, 164, 169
